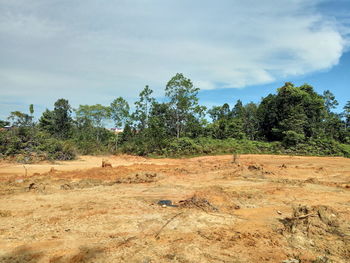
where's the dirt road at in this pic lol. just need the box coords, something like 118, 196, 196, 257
0, 154, 349, 262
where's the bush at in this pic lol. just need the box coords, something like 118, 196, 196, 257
282, 130, 305, 147
0, 129, 76, 161
120, 135, 350, 158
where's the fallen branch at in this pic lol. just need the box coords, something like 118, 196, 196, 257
115, 236, 137, 249
289, 213, 316, 220
155, 212, 183, 238
294, 213, 316, 219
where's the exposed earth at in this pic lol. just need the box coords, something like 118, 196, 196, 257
0, 154, 349, 263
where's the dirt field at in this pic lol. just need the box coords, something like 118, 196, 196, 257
0, 154, 349, 263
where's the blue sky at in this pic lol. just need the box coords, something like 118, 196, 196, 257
0, 0, 349, 120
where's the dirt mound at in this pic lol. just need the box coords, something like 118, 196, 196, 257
115, 172, 160, 184
242, 162, 274, 178
179, 195, 218, 212
27, 182, 46, 193
280, 205, 350, 261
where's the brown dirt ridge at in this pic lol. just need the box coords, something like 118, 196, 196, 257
0, 154, 349, 262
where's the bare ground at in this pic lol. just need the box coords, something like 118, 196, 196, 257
0, 154, 349, 263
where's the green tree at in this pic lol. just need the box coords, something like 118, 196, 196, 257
243, 102, 259, 140
165, 73, 201, 138
75, 104, 110, 142
143, 102, 173, 151
110, 97, 130, 150
323, 90, 339, 113
232, 100, 245, 119
29, 104, 34, 116
133, 85, 155, 131
39, 99, 72, 139
39, 109, 55, 134
52, 99, 73, 139
257, 82, 325, 142
8, 111, 33, 127
208, 103, 230, 122
110, 97, 130, 128
75, 104, 110, 128
321, 91, 346, 142
208, 102, 244, 140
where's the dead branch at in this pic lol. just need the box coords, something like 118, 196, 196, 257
155, 212, 183, 238
115, 236, 137, 249
287, 213, 316, 221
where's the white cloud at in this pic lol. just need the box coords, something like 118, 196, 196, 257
0, 0, 349, 117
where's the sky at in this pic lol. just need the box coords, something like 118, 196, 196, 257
0, 0, 350, 120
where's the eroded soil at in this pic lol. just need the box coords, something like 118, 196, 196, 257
0, 154, 349, 263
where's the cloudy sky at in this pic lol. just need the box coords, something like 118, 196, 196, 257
1, 0, 349, 119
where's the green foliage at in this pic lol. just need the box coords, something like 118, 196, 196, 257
8, 111, 33, 127
208, 103, 231, 121
258, 83, 326, 141
110, 97, 130, 127
39, 109, 55, 134
282, 130, 305, 147
29, 104, 34, 116
165, 73, 203, 138
0, 119, 10, 128
120, 136, 350, 158
52, 99, 73, 138
132, 85, 155, 131
0, 128, 76, 161
75, 104, 110, 128
70, 118, 116, 155
323, 90, 338, 113
39, 99, 73, 139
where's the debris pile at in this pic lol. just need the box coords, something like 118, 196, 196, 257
178, 195, 218, 212
115, 172, 159, 184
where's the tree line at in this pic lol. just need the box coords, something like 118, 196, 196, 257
1, 73, 350, 160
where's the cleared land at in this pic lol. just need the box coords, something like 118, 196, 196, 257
0, 154, 349, 263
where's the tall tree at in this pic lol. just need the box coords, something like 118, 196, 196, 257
257, 82, 325, 142
110, 97, 130, 150
39, 99, 72, 138
165, 73, 201, 138
39, 109, 55, 134
75, 104, 110, 128
75, 104, 110, 142
322, 90, 345, 141
323, 90, 339, 113
232, 100, 245, 119
144, 102, 173, 149
110, 97, 130, 128
208, 103, 230, 122
53, 99, 73, 139
133, 85, 155, 131
243, 102, 259, 140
